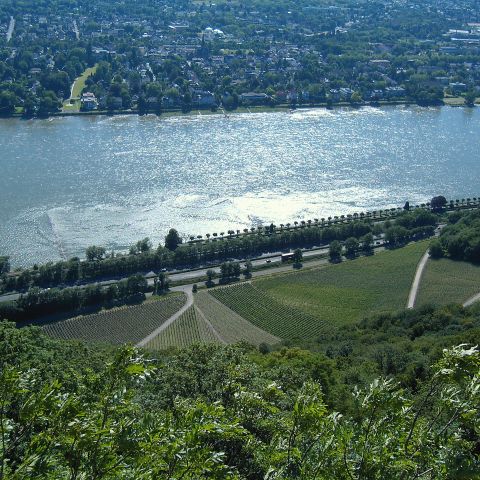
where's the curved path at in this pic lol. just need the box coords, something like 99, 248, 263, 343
407, 250, 430, 309
136, 286, 193, 347
463, 292, 480, 308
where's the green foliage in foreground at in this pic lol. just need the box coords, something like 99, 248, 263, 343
0, 322, 478, 479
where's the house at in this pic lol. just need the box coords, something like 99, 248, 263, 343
240, 92, 269, 105
440, 46, 459, 54
329, 89, 340, 102
80, 92, 98, 110
449, 82, 467, 94
385, 86, 406, 98
192, 90, 216, 107
369, 89, 384, 100
339, 87, 354, 100
369, 59, 391, 70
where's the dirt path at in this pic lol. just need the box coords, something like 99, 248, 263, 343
463, 292, 480, 308
6, 17, 15, 42
407, 250, 430, 309
136, 287, 192, 347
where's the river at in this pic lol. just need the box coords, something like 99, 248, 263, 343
0, 105, 479, 267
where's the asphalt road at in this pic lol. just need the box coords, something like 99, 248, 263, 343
0, 241, 386, 304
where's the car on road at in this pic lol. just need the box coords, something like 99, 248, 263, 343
265, 259, 271, 263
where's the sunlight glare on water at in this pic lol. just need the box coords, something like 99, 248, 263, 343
0, 105, 479, 266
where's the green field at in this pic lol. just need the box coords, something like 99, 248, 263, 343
195, 291, 280, 346
210, 242, 428, 339
43, 294, 185, 344
416, 258, 480, 306
145, 305, 219, 350
63, 64, 98, 111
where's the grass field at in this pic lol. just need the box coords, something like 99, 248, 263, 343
416, 258, 480, 306
195, 291, 280, 346
43, 294, 186, 344
63, 64, 98, 111
210, 242, 428, 339
145, 305, 219, 350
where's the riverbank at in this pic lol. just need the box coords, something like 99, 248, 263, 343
7, 98, 466, 121
8, 96, 479, 121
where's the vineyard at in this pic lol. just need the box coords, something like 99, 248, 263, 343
255, 240, 429, 327
43, 294, 186, 344
209, 283, 327, 340
195, 291, 280, 346
145, 306, 219, 350
416, 257, 480, 306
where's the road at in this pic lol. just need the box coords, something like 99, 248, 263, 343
0, 241, 386, 305
166, 245, 333, 283
6, 16, 15, 42
406, 250, 430, 309
136, 286, 193, 347
463, 292, 480, 308
73, 20, 79, 40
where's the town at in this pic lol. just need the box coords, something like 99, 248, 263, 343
1, 0, 480, 116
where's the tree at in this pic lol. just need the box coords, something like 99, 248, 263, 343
126, 274, 148, 295
206, 269, 216, 286
429, 239, 443, 259
344, 237, 359, 257
156, 272, 169, 293
136, 237, 152, 253
37, 91, 61, 116
465, 90, 476, 107
0, 91, 17, 115
361, 233, 374, 254
258, 342, 270, 354
220, 262, 229, 280
384, 226, 409, 246
430, 195, 447, 212
85, 245, 106, 262
243, 260, 253, 278
165, 229, 182, 251
329, 240, 342, 262
0, 256, 10, 274
350, 91, 362, 105
293, 248, 303, 265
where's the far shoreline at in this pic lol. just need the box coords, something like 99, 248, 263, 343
2, 98, 476, 122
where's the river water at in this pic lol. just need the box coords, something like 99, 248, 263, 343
0, 106, 479, 267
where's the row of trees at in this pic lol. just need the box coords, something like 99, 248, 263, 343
328, 233, 374, 261
1, 210, 439, 295
0, 274, 148, 323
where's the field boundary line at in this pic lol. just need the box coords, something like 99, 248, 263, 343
136, 291, 190, 347
407, 249, 430, 309
194, 305, 226, 344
